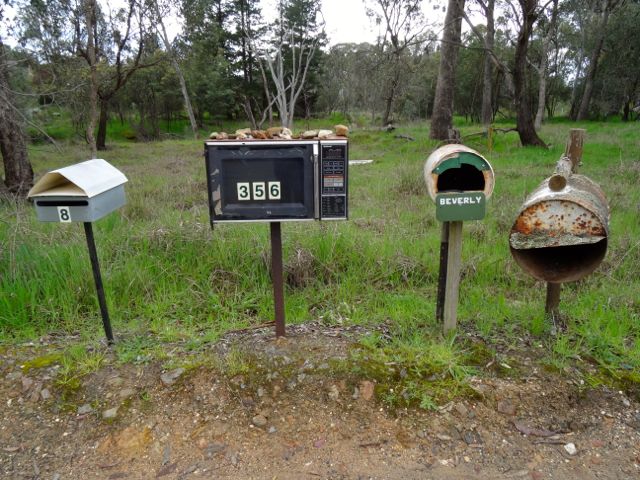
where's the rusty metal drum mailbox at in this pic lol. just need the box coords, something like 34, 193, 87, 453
424, 144, 495, 222
509, 174, 609, 283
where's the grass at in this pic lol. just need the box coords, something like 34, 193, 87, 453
2, 115, 640, 407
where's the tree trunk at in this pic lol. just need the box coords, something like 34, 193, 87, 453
481, 0, 495, 126
513, 0, 546, 147
0, 39, 33, 197
534, 0, 558, 131
97, 100, 108, 151
153, 1, 199, 137
382, 63, 401, 126
84, 0, 99, 158
577, 0, 612, 121
430, 0, 465, 140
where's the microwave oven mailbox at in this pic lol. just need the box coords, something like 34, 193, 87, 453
204, 139, 348, 223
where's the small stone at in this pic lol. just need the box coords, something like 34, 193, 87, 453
454, 403, 469, 417
21, 376, 34, 392
160, 368, 185, 387
78, 404, 93, 415
106, 376, 124, 387
252, 414, 268, 428
497, 399, 516, 416
6, 371, 22, 381
352, 387, 360, 400
328, 384, 340, 401
225, 450, 239, 466
564, 442, 578, 455
40, 388, 51, 401
251, 130, 268, 139
622, 398, 631, 407
359, 381, 375, 401
208, 132, 219, 139
268, 426, 277, 434
118, 388, 136, 400
301, 130, 318, 139
103, 407, 118, 420
257, 387, 265, 398
266, 127, 284, 138
318, 129, 333, 139
334, 124, 349, 136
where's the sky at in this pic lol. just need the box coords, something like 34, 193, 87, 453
1, 0, 450, 48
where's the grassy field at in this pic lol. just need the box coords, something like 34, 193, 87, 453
2, 117, 639, 407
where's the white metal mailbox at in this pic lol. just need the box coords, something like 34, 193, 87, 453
28, 159, 128, 222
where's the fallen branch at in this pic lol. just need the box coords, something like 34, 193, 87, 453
394, 134, 414, 141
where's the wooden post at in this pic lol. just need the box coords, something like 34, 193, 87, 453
270, 222, 286, 337
565, 128, 586, 171
436, 222, 450, 323
443, 221, 463, 333
545, 282, 561, 319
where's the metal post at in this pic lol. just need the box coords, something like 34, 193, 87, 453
436, 221, 450, 323
270, 222, 286, 337
545, 282, 561, 319
443, 221, 464, 333
83, 222, 114, 345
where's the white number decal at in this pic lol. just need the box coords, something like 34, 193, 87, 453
253, 182, 266, 200
268, 182, 281, 200
237, 182, 250, 201
236, 181, 282, 201
57, 206, 72, 223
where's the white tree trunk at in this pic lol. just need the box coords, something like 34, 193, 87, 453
535, 0, 558, 131
153, 0, 198, 138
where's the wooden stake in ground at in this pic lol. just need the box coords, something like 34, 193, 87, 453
443, 221, 463, 333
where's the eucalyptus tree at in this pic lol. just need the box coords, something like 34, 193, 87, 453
533, 0, 559, 130
365, 0, 429, 126
575, 0, 626, 120
509, 0, 548, 147
430, 0, 465, 140
0, 3, 33, 196
147, 0, 198, 137
19, 0, 156, 152
179, 0, 234, 123
247, 0, 325, 129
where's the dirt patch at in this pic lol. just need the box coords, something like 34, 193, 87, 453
1, 324, 639, 479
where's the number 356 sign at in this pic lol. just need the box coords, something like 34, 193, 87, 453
237, 181, 281, 201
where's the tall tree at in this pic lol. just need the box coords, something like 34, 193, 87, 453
510, 0, 547, 147
248, 0, 324, 129
533, 0, 559, 130
148, 0, 199, 137
0, 33, 33, 197
576, 0, 624, 120
430, 0, 465, 140
83, 0, 99, 158
365, 0, 427, 126
479, 0, 495, 125
20, 0, 155, 151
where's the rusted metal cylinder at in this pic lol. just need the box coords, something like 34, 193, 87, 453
423, 144, 495, 201
509, 174, 609, 283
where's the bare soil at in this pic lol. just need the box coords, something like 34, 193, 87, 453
1, 323, 639, 479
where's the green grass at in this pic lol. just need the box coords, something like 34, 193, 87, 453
2, 116, 640, 406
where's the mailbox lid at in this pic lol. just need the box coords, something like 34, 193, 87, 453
32, 185, 126, 222
424, 145, 495, 201
28, 159, 128, 198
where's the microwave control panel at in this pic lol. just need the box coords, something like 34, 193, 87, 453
319, 141, 348, 220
